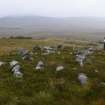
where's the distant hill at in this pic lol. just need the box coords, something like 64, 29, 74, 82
0, 16, 105, 40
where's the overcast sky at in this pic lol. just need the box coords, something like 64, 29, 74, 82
0, 0, 105, 17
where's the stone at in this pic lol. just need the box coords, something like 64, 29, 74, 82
56, 65, 64, 71
12, 65, 21, 72
10, 60, 19, 68
32, 46, 41, 53
80, 60, 84, 67
17, 48, 32, 60
10, 60, 23, 78
22, 53, 32, 60
0, 61, 5, 66
42, 46, 56, 55
17, 48, 28, 56
35, 61, 44, 70
78, 73, 88, 85
76, 54, 86, 67
13, 71, 23, 78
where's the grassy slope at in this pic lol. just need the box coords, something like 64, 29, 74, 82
0, 38, 105, 105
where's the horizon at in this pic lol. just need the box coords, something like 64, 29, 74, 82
1, 15, 105, 18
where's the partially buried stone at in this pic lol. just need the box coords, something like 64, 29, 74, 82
17, 48, 32, 60
32, 46, 41, 53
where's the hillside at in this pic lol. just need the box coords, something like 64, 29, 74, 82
0, 16, 105, 40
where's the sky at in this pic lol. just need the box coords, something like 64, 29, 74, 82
0, 0, 105, 17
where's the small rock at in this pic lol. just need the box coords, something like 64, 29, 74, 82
56, 65, 64, 72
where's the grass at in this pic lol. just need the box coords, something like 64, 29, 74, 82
0, 38, 105, 105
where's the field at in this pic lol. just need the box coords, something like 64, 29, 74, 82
0, 38, 105, 105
